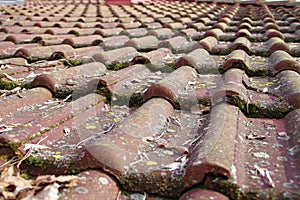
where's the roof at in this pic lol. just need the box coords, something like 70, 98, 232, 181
0, 0, 299, 199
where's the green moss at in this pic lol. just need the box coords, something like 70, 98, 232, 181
218, 66, 273, 77
20, 172, 33, 180
0, 79, 21, 90
27, 56, 41, 63
120, 172, 184, 198
129, 93, 145, 108
62, 59, 83, 67
227, 95, 292, 119
198, 98, 211, 106
25, 155, 48, 168
96, 86, 112, 102
227, 95, 245, 110
107, 63, 130, 71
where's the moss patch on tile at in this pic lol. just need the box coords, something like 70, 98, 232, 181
227, 95, 292, 119
107, 63, 130, 71
62, 59, 83, 67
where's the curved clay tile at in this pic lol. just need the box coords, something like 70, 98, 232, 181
133, 48, 174, 68
147, 28, 174, 40
265, 29, 285, 40
92, 46, 139, 67
236, 28, 251, 40
158, 36, 201, 54
198, 36, 218, 52
125, 35, 159, 51
62, 35, 103, 48
269, 50, 300, 74
120, 28, 148, 38
31, 62, 106, 96
274, 70, 300, 108
229, 37, 251, 53
145, 66, 197, 107
174, 48, 217, 74
265, 37, 290, 53
204, 28, 224, 40
212, 68, 248, 103
221, 49, 250, 72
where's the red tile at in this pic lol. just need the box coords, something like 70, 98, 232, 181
31, 62, 106, 97
92, 47, 139, 67
158, 36, 201, 54
274, 70, 300, 108
102, 35, 129, 50
125, 36, 159, 51
121, 28, 148, 38
265, 29, 285, 40
14, 44, 74, 61
269, 50, 300, 73
180, 189, 229, 200
236, 28, 251, 40
265, 37, 290, 53
60, 170, 120, 199
117, 22, 142, 29
0, 87, 52, 118
62, 35, 103, 48
147, 28, 174, 40
175, 48, 218, 74
229, 37, 251, 53
145, 66, 197, 108
99, 64, 150, 87
0, 43, 40, 59
221, 49, 250, 71
95, 27, 124, 37
134, 48, 174, 69
198, 36, 218, 52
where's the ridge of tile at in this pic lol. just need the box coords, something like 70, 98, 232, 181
144, 65, 197, 108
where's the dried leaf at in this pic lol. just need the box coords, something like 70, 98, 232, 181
55, 175, 79, 186
33, 183, 60, 200
162, 162, 181, 171
253, 152, 270, 159
246, 134, 266, 140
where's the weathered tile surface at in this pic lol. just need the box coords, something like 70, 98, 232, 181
0, 1, 300, 199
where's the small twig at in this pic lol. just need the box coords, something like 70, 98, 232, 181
76, 123, 116, 147
0, 157, 20, 170
116, 191, 121, 200
3, 73, 17, 81
61, 94, 72, 103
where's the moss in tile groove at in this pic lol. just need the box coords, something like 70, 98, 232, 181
218, 66, 273, 77
204, 173, 300, 200
107, 62, 130, 71
119, 171, 185, 198
226, 95, 292, 119
62, 59, 83, 67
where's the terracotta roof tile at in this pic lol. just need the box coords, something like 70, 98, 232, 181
62, 35, 103, 47
91, 46, 139, 67
125, 35, 159, 51
60, 170, 120, 199
174, 48, 218, 74
158, 36, 201, 54
31, 62, 106, 97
